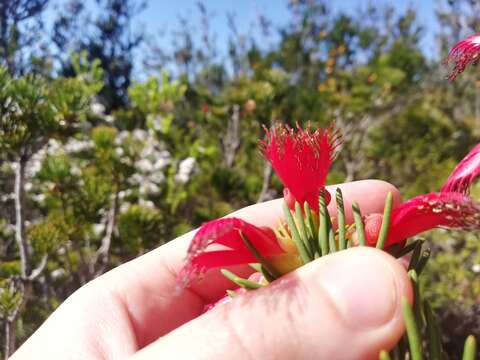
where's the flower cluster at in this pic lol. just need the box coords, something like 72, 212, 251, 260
364, 143, 480, 246
179, 119, 480, 294
259, 123, 342, 211
179, 123, 341, 285
445, 33, 480, 80
178, 122, 480, 302
177, 33, 480, 308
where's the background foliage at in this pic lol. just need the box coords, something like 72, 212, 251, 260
0, 0, 479, 358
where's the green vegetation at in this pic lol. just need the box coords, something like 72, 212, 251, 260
0, 0, 479, 358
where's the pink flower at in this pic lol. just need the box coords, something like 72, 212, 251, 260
178, 218, 285, 285
441, 143, 480, 194
365, 144, 480, 246
179, 124, 338, 286
445, 33, 480, 80
260, 123, 342, 211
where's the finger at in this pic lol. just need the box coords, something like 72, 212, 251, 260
132, 247, 412, 360
230, 179, 400, 228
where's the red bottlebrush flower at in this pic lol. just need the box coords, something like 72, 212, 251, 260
441, 143, 480, 195
445, 33, 480, 81
179, 123, 340, 288
260, 123, 342, 212
365, 143, 480, 246
365, 192, 480, 246
178, 218, 285, 285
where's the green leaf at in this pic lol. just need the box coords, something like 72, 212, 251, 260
393, 239, 423, 259
283, 202, 311, 263
328, 227, 337, 253
408, 270, 424, 330
221, 269, 263, 290
376, 192, 393, 250
226, 290, 238, 298
408, 240, 424, 271
318, 190, 330, 256
379, 350, 391, 360
352, 202, 366, 246
424, 301, 443, 360
304, 202, 319, 257
336, 188, 346, 250
239, 231, 280, 280
462, 336, 477, 360
402, 297, 423, 360
295, 202, 314, 258
415, 249, 430, 275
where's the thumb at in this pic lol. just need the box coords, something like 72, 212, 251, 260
132, 247, 412, 360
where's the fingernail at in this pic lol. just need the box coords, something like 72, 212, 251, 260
319, 248, 400, 329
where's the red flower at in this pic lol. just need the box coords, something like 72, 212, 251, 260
178, 218, 285, 285
441, 143, 480, 194
179, 124, 339, 285
365, 143, 480, 246
445, 33, 480, 80
366, 192, 480, 246
260, 123, 342, 211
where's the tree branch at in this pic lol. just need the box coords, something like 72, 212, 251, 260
256, 162, 273, 203
28, 255, 48, 281
90, 190, 119, 277
221, 104, 241, 168
14, 156, 30, 278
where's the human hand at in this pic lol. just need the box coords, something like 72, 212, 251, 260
11, 180, 412, 360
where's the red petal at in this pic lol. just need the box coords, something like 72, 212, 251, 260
441, 143, 480, 195
445, 33, 480, 80
179, 218, 284, 285
365, 192, 480, 246
260, 123, 342, 211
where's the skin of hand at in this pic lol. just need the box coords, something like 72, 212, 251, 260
11, 180, 412, 360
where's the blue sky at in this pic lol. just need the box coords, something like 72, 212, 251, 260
46, 0, 440, 76
142, 0, 439, 53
